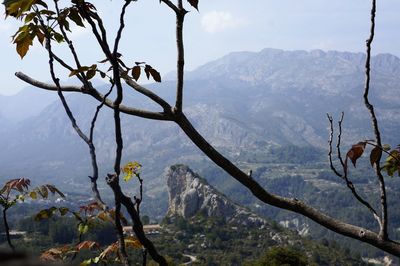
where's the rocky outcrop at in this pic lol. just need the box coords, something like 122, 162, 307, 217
166, 164, 267, 227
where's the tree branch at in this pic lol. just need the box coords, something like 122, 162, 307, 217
121, 72, 172, 112
115, 199, 130, 266
159, 0, 180, 14
173, 112, 400, 256
107, 174, 168, 265
363, 0, 388, 240
336, 112, 346, 168
15, 72, 173, 121
174, 4, 185, 112
3, 208, 15, 252
113, 0, 133, 55
327, 114, 382, 229
327, 114, 343, 177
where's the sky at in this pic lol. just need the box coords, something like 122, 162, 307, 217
0, 0, 400, 95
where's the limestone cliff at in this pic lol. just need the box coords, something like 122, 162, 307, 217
166, 164, 267, 228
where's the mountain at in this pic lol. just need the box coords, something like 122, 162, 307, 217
156, 164, 364, 265
166, 164, 267, 227
0, 48, 399, 204
0, 87, 58, 123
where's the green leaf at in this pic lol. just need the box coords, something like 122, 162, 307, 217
38, 185, 48, 198
68, 8, 85, 27
383, 150, 400, 177
86, 69, 96, 80
24, 12, 36, 23
16, 194, 25, 202
52, 32, 64, 43
80, 258, 93, 266
78, 223, 89, 234
4, 0, 36, 18
35, 207, 57, 221
382, 144, 391, 151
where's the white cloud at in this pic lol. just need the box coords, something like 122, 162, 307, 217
201, 11, 246, 34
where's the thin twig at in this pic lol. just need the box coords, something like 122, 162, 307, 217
159, 0, 179, 13
327, 114, 343, 177
54, 0, 90, 88
336, 112, 345, 168
327, 113, 382, 229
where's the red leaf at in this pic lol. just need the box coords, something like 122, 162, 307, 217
370, 146, 382, 167
76, 241, 100, 251
346, 141, 367, 167
131, 66, 141, 81
144, 64, 151, 79
149, 68, 161, 82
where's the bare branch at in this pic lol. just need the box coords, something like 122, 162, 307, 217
115, 200, 130, 266
363, 0, 388, 240
121, 72, 172, 111
174, 4, 185, 112
327, 114, 343, 177
336, 112, 345, 168
113, 0, 133, 55
159, 0, 180, 13
3, 209, 15, 252
15, 72, 173, 121
327, 113, 382, 231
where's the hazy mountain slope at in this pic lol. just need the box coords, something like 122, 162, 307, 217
0, 87, 58, 123
0, 48, 399, 194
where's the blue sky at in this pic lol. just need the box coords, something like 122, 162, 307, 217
1, 0, 400, 95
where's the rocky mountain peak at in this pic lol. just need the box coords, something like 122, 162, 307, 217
166, 164, 267, 227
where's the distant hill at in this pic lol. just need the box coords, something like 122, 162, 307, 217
0, 47, 399, 203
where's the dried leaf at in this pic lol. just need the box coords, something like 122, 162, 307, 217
131, 66, 141, 81
124, 236, 142, 249
187, 0, 199, 10
76, 241, 100, 251
149, 68, 161, 82
370, 146, 382, 167
59, 207, 69, 216
346, 141, 367, 167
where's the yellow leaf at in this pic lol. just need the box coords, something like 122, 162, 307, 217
121, 161, 142, 182
123, 172, 133, 182
124, 236, 142, 249
14, 31, 33, 59
29, 191, 37, 199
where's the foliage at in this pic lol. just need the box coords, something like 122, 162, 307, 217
252, 246, 308, 266
2, 0, 399, 263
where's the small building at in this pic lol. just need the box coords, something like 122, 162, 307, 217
123, 224, 161, 236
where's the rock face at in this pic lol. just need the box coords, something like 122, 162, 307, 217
166, 164, 267, 227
